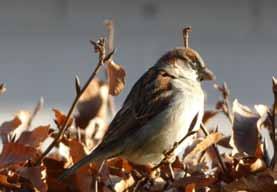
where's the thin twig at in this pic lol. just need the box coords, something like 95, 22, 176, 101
200, 123, 228, 175
270, 77, 277, 168
34, 38, 114, 165
214, 82, 233, 123
183, 26, 192, 48
26, 97, 44, 129
104, 19, 114, 59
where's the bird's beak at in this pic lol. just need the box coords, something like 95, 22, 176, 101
201, 67, 216, 81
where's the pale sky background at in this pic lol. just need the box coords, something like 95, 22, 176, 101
0, 0, 276, 124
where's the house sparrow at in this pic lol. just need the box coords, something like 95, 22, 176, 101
59, 47, 215, 179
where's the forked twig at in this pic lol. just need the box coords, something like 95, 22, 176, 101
34, 38, 114, 165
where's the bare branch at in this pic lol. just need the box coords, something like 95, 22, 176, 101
34, 38, 109, 165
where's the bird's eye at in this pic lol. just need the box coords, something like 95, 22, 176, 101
188, 61, 197, 70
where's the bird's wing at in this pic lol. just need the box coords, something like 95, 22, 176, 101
100, 68, 176, 147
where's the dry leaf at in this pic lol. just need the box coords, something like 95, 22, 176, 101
223, 174, 277, 192
255, 104, 275, 165
19, 164, 48, 192
12, 110, 32, 140
230, 99, 259, 156
0, 174, 20, 190
185, 132, 224, 161
0, 116, 21, 141
203, 110, 219, 125
173, 175, 218, 189
16, 125, 50, 148
186, 183, 196, 192
0, 143, 37, 168
76, 79, 110, 129
53, 108, 73, 129
85, 117, 108, 149
66, 139, 93, 192
106, 59, 126, 96
44, 158, 70, 192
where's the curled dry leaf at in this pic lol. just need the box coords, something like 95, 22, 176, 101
19, 164, 48, 192
0, 83, 7, 95
76, 78, 110, 129
53, 108, 73, 129
0, 143, 37, 168
16, 125, 50, 149
106, 59, 126, 96
255, 104, 275, 166
230, 99, 259, 156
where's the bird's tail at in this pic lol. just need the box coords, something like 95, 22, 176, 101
58, 145, 117, 180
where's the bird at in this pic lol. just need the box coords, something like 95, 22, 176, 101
59, 47, 215, 179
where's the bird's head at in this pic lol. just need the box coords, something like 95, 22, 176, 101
156, 47, 215, 82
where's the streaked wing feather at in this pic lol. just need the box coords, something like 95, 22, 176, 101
101, 68, 175, 145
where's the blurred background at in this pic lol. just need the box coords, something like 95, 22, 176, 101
0, 0, 276, 124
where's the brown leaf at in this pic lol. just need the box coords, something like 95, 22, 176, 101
217, 136, 231, 148
19, 164, 48, 192
0, 143, 38, 168
106, 59, 126, 96
43, 158, 70, 192
173, 175, 218, 189
230, 99, 259, 156
16, 125, 50, 148
0, 83, 7, 95
12, 110, 32, 140
107, 157, 133, 177
203, 110, 219, 124
0, 116, 21, 136
67, 139, 93, 192
185, 132, 224, 161
249, 158, 267, 173
53, 108, 73, 129
186, 183, 196, 192
0, 174, 20, 190
223, 174, 277, 192
76, 79, 110, 129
